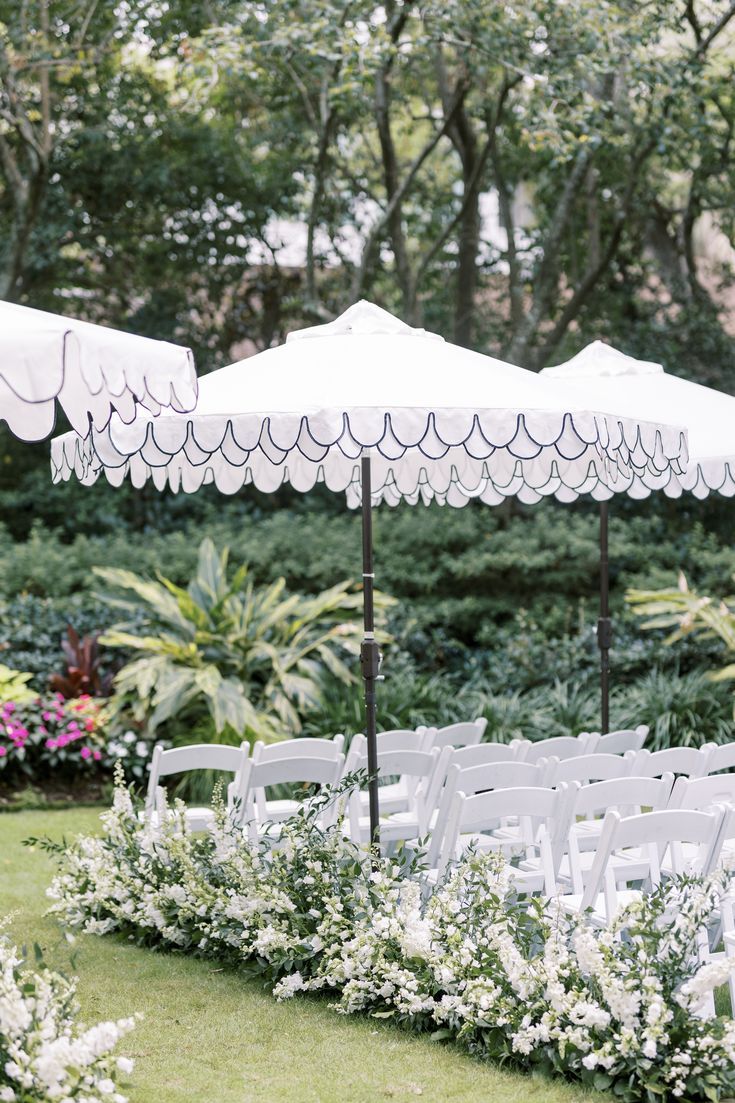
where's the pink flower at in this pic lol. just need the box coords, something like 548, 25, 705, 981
68, 721, 79, 732
42, 711, 53, 722
85, 719, 95, 732
38, 725, 47, 735
80, 746, 92, 759
4, 702, 15, 714
93, 750, 102, 761
45, 738, 56, 750
0, 746, 6, 757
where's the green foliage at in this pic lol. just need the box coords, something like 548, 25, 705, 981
628, 573, 735, 710
615, 670, 733, 750
0, 664, 35, 704
97, 537, 386, 742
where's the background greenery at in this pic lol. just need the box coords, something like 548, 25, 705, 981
2, 1, 735, 756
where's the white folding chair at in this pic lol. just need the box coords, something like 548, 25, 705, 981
630, 745, 714, 779
562, 774, 675, 890
434, 784, 574, 892
399, 753, 551, 869
669, 773, 735, 869
237, 750, 345, 841
249, 735, 344, 823
593, 725, 649, 756
421, 718, 488, 751
705, 742, 735, 774
346, 729, 427, 816
518, 732, 596, 764
560, 807, 725, 926
547, 752, 636, 787
347, 744, 451, 849
144, 741, 250, 832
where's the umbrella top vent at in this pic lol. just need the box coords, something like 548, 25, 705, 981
286, 300, 443, 343
544, 341, 663, 380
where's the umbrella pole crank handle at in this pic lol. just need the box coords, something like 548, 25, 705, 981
596, 616, 612, 654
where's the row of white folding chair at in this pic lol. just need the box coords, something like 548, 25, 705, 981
428, 761, 708, 900
515, 725, 649, 765
548, 744, 714, 792
355, 720, 500, 817
145, 741, 250, 831
395, 744, 642, 871
423, 753, 650, 889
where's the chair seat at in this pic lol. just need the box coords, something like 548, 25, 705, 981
258, 798, 301, 822
522, 847, 649, 889
359, 780, 410, 816
557, 888, 642, 926
140, 807, 214, 832
354, 814, 420, 843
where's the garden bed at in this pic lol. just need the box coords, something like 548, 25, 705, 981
2, 807, 597, 1103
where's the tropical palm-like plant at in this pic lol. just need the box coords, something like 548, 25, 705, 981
96, 538, 391, 743
627, 573, 735, 727
627, 573, 735, 680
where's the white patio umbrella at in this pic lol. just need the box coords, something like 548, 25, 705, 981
0, 299, 198, 441
539, 341, 735, 731
51, 302, 688, 843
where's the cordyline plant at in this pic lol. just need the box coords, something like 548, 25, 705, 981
95, 538, 393, 743
627, 573, 735, 713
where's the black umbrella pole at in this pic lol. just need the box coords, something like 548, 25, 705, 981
360, 452, 381, 850
597, 499, 612, 734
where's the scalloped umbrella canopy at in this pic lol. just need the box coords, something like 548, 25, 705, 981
0, 299, 198, 442
540, 341, 735, 499
51, 302, 688, 502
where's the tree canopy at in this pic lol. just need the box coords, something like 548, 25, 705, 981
1, 0, 735, 533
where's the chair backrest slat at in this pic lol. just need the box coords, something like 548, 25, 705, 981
550, 752, 634, 786
594, 725, 648, 756
707, 742, 735, 774
520, 733, 594, 764
571, 774, 673, 820
145, 741, 249, 819
630, 745, 713, 779
423, 718, 487, 751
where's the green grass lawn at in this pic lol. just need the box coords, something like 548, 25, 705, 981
0, 808, 600, 1103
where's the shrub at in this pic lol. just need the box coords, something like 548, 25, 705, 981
97, 538, 389, 743
0, 594, 129, 689
0, 692, 153, 787
614, 671, 734, 749
0, 927, 137, 1102
0, 664, 35, 705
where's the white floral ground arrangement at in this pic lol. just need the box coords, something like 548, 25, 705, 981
38, 774, 735, 1103
0, 924, 136, 1102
